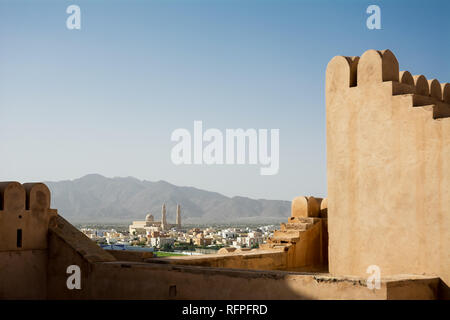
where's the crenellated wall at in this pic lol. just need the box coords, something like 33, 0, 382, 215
0, 182, 57, 299
326, 49, 450, 296
261, 196, 328, 272
0, 182, 57, 251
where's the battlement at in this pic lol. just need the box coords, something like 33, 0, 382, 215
0, 182, 57, 251
326, 49, 450, 293
326, 49, 450, 119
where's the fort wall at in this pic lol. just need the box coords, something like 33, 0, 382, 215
45, 228, 440, 300
326, 49, 450, 295
0, 182, 56, 299
86, 262, 438, 300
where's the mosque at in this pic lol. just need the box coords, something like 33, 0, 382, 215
128, 203, 182, 235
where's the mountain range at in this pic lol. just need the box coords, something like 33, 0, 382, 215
45, 174, 291, 224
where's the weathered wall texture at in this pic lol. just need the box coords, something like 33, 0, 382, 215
326, 50, 450, 293
0, 182, 56, 251
46, 214, 116, 299
86, 263, 438, 300
257, 196, 328, 272
149, 249, 288, 270
0, 250, 47, 299
0, 182, 56, 299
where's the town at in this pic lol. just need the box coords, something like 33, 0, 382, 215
77, 204, 278, 256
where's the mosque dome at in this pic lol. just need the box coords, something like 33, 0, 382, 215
145, 214, 154, 222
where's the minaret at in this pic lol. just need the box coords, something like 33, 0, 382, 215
161, 203, 167, 230
176, 204, 181, 229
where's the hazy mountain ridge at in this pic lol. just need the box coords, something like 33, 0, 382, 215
46, 174, 291, 224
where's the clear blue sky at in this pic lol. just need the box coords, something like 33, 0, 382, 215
0, 0, 449, 200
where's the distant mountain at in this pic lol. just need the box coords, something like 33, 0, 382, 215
45, 174, 291, 224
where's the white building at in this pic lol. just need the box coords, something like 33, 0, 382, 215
129, 204, 182, 234
221, 229, 237, 239
150, 237, 175, 249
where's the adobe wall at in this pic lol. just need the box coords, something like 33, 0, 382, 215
326, 49, 450, 293
44, 210, 440, 300
44, 228, 440, 301
149, 249, 288, 271
106, 249, 154, 262
58, 261, 439, 300
288, 221, 323, 271
285, 218, 324, 272
274, 196, 328, 272
46, 215, 116, 299
0, 250, 47, 299
0, 182, 56, 299
0, 182, 56, 250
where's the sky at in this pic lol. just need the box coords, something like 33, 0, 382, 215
0, 0, 449, 201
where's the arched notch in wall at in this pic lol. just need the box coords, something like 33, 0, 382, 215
325, 55, 359, 95
399, 71, 414, 86
413, 75, 430, 96
428, 79, 442, 100
0, 182, 26, 212
291, 196, 321, 218
441, 83, 450, 103
23, 183, 51, 212
357, 49, 399, 86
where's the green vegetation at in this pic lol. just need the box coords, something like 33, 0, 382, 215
155, 251, 184, 257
